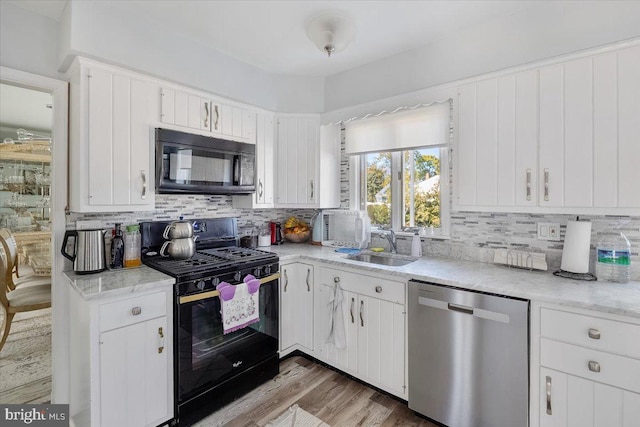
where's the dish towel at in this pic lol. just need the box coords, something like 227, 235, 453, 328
217, 274, 261, 334
326, 279, 346, 349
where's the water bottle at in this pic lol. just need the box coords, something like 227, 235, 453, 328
596, 232, 631, 283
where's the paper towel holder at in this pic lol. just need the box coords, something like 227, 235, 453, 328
554, 216, 597, 281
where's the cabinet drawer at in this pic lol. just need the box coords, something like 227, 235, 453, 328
99, 291, 167, 332
320, 267, 405, 304
541, 308, 640, 358
541, 338, 640, 393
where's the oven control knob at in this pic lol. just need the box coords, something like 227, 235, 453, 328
211, 277, 220, 287
264, 265, 271, 275
196, 280, 206, 291
253, 268, 261, 278
234, 271, 242, 282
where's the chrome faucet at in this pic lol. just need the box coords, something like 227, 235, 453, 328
379, 229, 397, 254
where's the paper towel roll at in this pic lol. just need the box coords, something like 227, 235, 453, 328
560, 220, 592, 273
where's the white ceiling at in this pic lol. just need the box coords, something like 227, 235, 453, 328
8, 0, 578, 77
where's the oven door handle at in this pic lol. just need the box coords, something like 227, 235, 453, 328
179, 272, 281, 304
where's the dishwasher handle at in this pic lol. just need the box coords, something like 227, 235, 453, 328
448, 303, 474, 315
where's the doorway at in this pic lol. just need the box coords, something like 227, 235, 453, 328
0, 67, 68, 405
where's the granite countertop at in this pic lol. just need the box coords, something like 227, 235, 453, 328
63, 266, 175, 301
266, 244, 640, 319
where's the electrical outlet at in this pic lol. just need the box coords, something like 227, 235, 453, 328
537, 222, 561, 241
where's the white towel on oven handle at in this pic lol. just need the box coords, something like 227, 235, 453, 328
326, 279, 346, 350
217, 275, 260, 334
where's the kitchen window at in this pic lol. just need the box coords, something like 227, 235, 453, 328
346, 100, 451, 236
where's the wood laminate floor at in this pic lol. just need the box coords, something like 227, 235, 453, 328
196, 356, 438, 427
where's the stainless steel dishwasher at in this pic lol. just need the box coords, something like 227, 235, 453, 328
408, 280, 529, 427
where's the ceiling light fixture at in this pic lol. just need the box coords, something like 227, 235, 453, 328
306, 12, 356, 58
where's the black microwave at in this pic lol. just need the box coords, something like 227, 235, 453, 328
155, 128, 255, 195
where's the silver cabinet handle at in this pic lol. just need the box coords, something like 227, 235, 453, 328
310, 180, 314, 200
526, 169, 532, 201
350, 297, 355, 324
360, 300, 364, 327
588, 361, 601, 373
158, 327, 165, 354
544, 168, 549, 201
588, 328, 601, 340
131, 307, 142, 316
204, 101, 210, 129
141, 170, 147, 199
258, 179, 263, 198
375, 286, 382, 293
306, 269, 310, 292
284, 269, 288, 292
546, 376, 552, 415
214, 104, 220, 130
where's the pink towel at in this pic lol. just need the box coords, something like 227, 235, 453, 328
216, 274, 261, 334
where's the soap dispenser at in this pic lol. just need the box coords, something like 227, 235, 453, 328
411, 232, 422, 257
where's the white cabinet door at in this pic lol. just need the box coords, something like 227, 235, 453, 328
279, 264, 296, 351
538, 64, 564, 207
540, 367, 640, 427
457, 71, 538, 209
279, 263, 314, 353
233, 112, 275, 208
314, 282, 358, 374
515, 69, 539, 207
100, 316, 169, 427
70, 60, 155, 212
357, 295, 405, 396
276, 116, 327, 207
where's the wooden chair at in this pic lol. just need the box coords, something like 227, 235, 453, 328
0, 242, 51, 352
0, 228, 50, 291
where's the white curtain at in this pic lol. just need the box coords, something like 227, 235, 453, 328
344, 100, 451, 155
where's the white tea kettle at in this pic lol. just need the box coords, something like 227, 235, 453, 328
61, 229, 107, 274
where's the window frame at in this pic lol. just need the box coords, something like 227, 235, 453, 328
352, 146, 450, 238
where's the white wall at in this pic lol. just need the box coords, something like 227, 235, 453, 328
0, 2, 63, 80
61, 1, 324, 113
325, 1, 640, 111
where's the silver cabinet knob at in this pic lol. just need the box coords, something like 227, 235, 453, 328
588, 328, 601, 340
131, 307, 142, 316
375, 286, 382, 293
588, 361, 601, 373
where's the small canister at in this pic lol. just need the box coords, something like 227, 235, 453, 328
258, 225, 271, 247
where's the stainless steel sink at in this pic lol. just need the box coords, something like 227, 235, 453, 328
347, 252, 418, 267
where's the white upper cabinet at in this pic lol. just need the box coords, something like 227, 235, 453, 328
456, 43, 640, 214
68, 58, 156, 212
233, 111, 275, 208
160, 90, 257, 143
275, 116, 340, 208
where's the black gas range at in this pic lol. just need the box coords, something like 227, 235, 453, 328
140, 218, 280, 426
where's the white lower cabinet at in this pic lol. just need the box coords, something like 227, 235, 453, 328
279, 262, 314, 354
69, 287, 174, 427
536, 305, 640, 427
314, 266, 406, 398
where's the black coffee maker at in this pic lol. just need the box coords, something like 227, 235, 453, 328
270, 221, 284, 245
